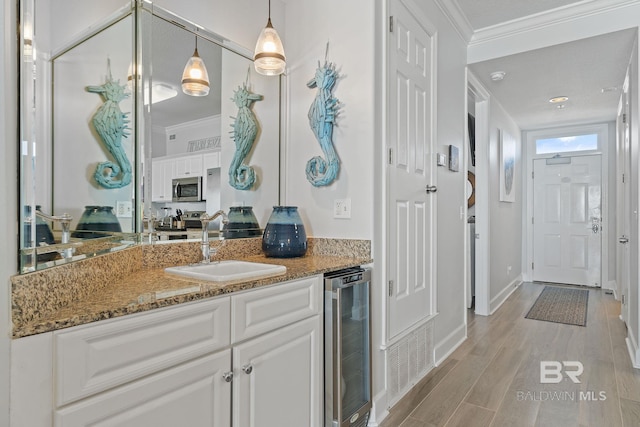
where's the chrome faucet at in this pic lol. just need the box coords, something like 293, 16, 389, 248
200, 210, 228, 263
143, 212, 157, 244
35, 209, 74, 258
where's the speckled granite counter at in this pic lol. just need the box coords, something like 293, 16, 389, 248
11, 238, 371, 338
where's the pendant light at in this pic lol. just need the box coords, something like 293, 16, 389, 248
182, 35, 210, 96
253, 0, 286, 76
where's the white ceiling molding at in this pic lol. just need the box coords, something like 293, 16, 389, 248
433, 0, 474, 43
469, 0, 639, 46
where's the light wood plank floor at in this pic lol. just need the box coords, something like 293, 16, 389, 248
380, 282, 640, 427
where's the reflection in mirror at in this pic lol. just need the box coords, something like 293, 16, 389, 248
19, 0, 282, 273
20, 0, 136, 272
142, 7, 281, 244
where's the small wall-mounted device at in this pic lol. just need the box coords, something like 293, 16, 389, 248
437, 153, 447, 167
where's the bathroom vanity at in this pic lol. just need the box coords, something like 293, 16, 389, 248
10, 237, 372, 427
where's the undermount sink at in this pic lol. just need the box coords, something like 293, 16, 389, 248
164, 260, 287, 282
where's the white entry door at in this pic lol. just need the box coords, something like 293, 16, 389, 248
533, 155, 602, 286
387, 0, 436, 338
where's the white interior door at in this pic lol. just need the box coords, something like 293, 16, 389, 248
533, 155, 602, 286
387, 0, 436, 338
617, 79, 631, 323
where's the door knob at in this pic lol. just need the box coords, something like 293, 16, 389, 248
242, 364, 253, 374
426, 185, 437, 193
222, 372, 233, 382
619, 236, 629, 244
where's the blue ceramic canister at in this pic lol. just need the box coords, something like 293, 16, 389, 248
72, 205, 122, 239
262, 206, 307, 258
222, 206, 262, 239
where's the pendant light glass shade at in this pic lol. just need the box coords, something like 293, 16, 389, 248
182, 39, 210, 97
254, 1, 286, 76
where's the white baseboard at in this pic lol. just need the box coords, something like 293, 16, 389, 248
434, 322, 466, 366
490, 275, 523, 314
604, 280, 618, 299
369, 389, 389, 427
626, 334, 640, 369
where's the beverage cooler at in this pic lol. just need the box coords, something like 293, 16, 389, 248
324, 267, 372, 427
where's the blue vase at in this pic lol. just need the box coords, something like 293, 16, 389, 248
262, 206, 307, 258
72, 205, 122, 239
222, 206, 262, 239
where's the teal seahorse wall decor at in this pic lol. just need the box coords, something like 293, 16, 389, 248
306, 60, 340, 187
86, 62, 132, 189
229, 83, 263, 191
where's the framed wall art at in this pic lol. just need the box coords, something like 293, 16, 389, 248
499, 129, 516, 202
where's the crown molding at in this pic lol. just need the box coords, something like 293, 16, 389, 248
433, 0, 474, 43
165, 115, 221, 133
469, 0, 639, 46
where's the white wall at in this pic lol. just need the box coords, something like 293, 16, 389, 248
487, 101, 522, 310
281, 0, 375, 239
164, 116, 221, 156
52, 15, 134, 232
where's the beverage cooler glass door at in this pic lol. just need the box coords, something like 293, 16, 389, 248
325, 268, 372, 427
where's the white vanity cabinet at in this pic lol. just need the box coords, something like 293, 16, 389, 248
55, 350, 232, 427
231, 275, 323, 427
11, 275, 323, 427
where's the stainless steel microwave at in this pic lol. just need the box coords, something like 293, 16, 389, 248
172, 176, 203, 202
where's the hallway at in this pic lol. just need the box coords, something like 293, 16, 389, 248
380, 282, 640, 427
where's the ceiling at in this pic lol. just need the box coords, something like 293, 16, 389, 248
148, 15, 224, 129
458, 0, 638, 130
150, 2, 636, 132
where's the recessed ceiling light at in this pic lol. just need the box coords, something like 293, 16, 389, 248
490, 71, 506, 81
601, 86, 618, 93
549, 96, 569, 103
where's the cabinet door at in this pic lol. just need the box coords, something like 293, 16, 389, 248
151, 159, 166, 202
55, 351, 232, 427
203, 152, 220, 170
151, 159, 175, 202
175, 155, 203, 178
233, 315, 322, 427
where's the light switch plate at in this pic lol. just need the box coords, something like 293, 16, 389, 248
116, 201, 132, 218
334, 198, 351, 219
437, 153, 447, 166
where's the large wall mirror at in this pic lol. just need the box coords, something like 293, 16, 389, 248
19, 0, 281, 273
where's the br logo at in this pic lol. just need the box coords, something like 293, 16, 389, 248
540, 361, 584, 384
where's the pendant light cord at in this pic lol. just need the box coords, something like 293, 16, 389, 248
268, 0, 271, 19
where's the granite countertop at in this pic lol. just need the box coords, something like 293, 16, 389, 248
12, 238, 372, 338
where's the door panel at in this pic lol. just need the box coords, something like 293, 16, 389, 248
617, 80, 631, 324
533, 155, 602, 286
388, 0, 436, 338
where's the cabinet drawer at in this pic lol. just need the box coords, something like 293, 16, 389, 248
55, 297, 230, 406
232, 275, 322, 343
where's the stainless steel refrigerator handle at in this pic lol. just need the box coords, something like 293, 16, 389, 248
334, 287, 343, 425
